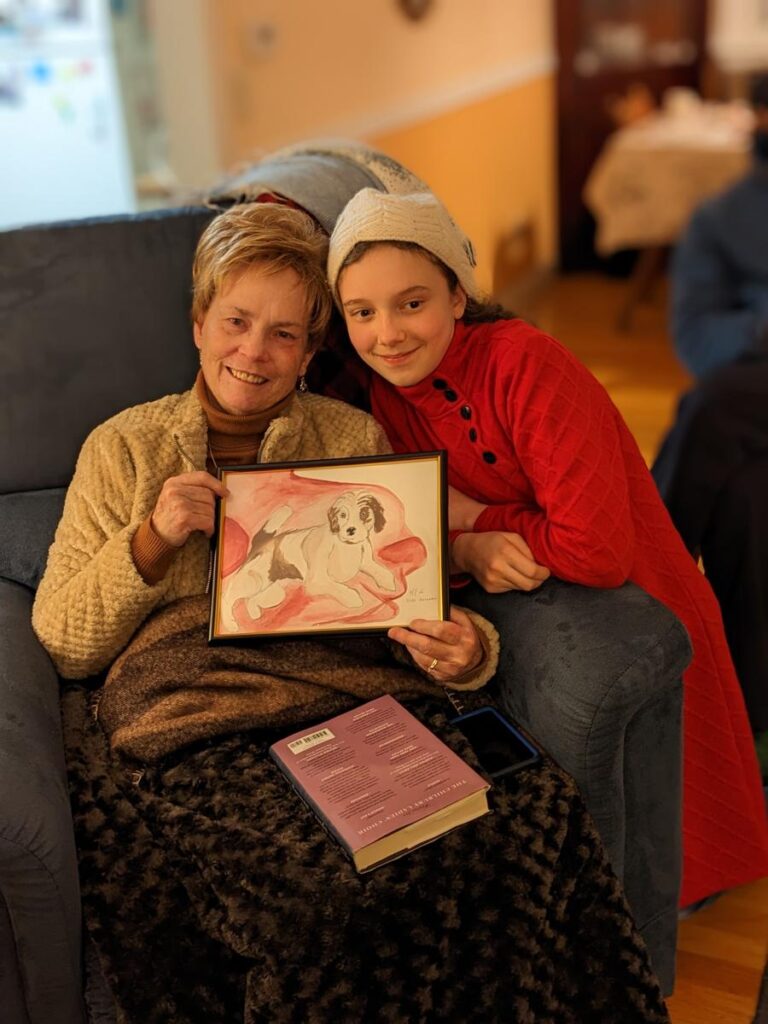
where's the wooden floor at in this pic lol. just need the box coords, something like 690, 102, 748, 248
519, 270, 691, 466
522, 272, 768, 1024
669, 879, 768, 1023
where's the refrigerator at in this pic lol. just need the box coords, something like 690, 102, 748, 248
0, 0, 135, 230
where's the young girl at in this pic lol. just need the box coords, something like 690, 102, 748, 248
327, 187, 768, 910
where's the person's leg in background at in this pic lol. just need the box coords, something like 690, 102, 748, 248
652, 361, 768, 773
653, 362, 768, 556
700, 459, 768, 740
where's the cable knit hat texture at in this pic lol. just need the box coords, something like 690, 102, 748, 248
328, 188, 480, 301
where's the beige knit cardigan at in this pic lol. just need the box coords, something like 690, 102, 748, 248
33, 387, 499, 687
33, 388, 391, 678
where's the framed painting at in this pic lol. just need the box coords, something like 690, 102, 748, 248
208, 451, 448, 641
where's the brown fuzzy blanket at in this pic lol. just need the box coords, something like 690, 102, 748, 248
63, 683, 671, 1024
98, 594, 445, 762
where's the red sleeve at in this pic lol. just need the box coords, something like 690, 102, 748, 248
474, 340, 635, 588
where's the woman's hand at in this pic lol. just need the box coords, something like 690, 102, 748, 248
452, 531, 550, 593
448, 485, 487, 531
151, 471, 228, 547
388, 607, 483, 682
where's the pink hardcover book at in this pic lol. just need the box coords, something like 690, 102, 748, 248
269, 694, 491, 872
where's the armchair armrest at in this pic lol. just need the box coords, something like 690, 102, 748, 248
0, 580, 85, 1024
463, 578, 691, 994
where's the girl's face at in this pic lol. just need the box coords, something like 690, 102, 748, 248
338, 245, 466, 387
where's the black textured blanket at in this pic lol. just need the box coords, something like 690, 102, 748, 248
63, 686, 670, 1024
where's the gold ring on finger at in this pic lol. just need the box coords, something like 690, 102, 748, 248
427, 657, 439, 673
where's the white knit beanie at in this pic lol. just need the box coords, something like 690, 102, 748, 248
328, 188, 479, 302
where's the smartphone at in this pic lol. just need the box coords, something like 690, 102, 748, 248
449, 706, 541, 778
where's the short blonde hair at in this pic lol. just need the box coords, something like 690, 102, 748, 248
191, 203, 332, 350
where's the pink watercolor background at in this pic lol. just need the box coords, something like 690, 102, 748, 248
216, 470, 428, 635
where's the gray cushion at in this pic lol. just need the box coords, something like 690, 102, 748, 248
0, 581, 84, 1024
0, 490, 66, 589
0, 892, 28, 1023
0, 207, 214, 495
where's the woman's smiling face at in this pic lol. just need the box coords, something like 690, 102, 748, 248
193, 263, 313, 414
338, 244, 466, 387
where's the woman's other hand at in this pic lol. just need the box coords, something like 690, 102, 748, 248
452, 531, 550, 593
448, 485, 487, 531
151, 471, 229, 547
388, 606, 483, 682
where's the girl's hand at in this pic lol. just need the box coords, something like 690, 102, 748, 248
151, 471, 229, 548
452, 531, 550, 593
448, 485, 487, 531
388, 607, 483, 682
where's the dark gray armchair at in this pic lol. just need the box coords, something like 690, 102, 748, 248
0, 204, 691, 1024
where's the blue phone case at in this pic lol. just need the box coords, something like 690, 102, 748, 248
450, 705, 541, 778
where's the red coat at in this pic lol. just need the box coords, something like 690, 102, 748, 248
372, 317, 768, 907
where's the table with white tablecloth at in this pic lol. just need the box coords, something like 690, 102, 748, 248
583, 102, 754, 328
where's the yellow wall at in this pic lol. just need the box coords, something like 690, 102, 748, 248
370, 74, 556, 292
205, 0, 557, 281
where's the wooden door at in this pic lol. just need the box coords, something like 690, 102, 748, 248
556, 0, 707, 271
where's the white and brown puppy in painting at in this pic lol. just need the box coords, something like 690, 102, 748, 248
221, 490, 398, 631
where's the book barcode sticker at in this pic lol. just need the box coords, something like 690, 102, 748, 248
287, 727, 335, 754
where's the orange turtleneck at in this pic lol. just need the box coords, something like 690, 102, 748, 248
131, 372, 294, 585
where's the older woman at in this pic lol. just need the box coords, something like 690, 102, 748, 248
32, 202, 487, 687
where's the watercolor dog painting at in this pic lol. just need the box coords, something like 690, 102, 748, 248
221, 490, 398, 629
209, 453, 447, 641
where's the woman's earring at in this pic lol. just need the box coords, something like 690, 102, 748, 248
297, 375, 308, 393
